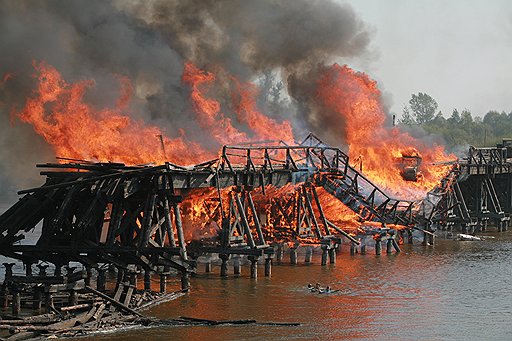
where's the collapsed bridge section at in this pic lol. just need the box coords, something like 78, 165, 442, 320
0, 135, 418, 288
4, 136, 511, 320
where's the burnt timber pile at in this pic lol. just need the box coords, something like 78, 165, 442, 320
0, 135, 511, 338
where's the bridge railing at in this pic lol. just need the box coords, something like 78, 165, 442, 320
468, 146, 508, 165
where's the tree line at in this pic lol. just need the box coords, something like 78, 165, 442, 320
399, 92, 512, 149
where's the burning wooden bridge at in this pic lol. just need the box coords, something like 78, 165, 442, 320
0, 135, 511, 332
431, 145, 512, 234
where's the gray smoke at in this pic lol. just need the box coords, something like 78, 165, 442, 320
0, 0, 372, 200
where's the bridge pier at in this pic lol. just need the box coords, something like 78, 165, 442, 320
248, 256, 258, 279
276, 243, 283, 264
159, 274, 167, 293
386, 238, 393, 254
329, 247, 336, 264
205, 260, 212, 273
360, 237, 367, 255
264, 256, 272, 277
98, 268, 107, 292
350, 242, 357, 255
321, 245, 328, 265
220, 254, 229, 277
304, 246, 313, 263
181, 271, 190, 291
375, 237, 382, 255
233, 256, 241, 275
290, 247, 298, 265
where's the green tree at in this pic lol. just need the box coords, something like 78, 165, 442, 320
399, 105, 415, 125
408, 92, 438, 124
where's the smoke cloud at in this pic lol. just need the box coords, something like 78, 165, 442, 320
0, 0, 372, 200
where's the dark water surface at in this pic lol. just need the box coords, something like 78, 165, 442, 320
77, 233, 512, 341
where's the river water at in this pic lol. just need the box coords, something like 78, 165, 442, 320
2, 203, 511, 340
73, 232, 512, 341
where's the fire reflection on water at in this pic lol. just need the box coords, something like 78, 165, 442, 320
81, 234, 512, 341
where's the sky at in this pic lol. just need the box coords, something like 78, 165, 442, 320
342, 0, 512, 118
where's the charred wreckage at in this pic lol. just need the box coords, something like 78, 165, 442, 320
0, 134, 511, 339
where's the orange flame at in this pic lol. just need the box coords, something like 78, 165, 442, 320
316, 64, 452, 199
182, 62, 247, 145
15, 61, 210, 165
231, 79, 294, 143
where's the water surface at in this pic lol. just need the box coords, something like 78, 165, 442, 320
80, 233, 512, 341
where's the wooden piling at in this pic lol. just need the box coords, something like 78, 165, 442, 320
1, 263, 14, 309
97, 268, 106, 292
264, 257, 272, 277
386, 238, 393, 254
45, 291, 54, 313
220, 254, 229, 277
85, 266, 93, 286
304, 247, 312, 263
321, 246, 328, 265
159, 274, 167, 293
249, 256, 258, 279
329, 248, 336, 264
69, 289, 78, 306
25, 262, 33, 276
290, 247, 298, 265
54, 263, 63, 276
233, 256, 241, 275
375, 238, 382, 255
173, 203, 188, 261
12, 287, 20, 316
276, 243, 283, 264
350, 242, 356, 255
360, 238, 367, 255
32, 287, 42, 310
181, 271, 190, 291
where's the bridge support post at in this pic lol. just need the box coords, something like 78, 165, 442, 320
33, 286, 42, 310
205, 261, 212, 273
11, 286, 20, 316
290, 247, 298, 265
276, 243, 283, 264
375, 238, 382, 255
181, 271, 190, 291
85, 265, 93, 287
248, 256, 258, 279
386, 238, 393, 254
264, 256, 272, 277
1, 263, 14, 309
98, 268, 107, 292
329, 247, 336, 264
54, 262, 63, 276
233, 256, 241, 275
220, 254, 229, 277
159, 274, 167, 293
304, 247, 312, 263
360, 237, 367, 255
350, 242, 357, 255
321, 245, 328, 265
45, 291, 54, 313
24, 261, 33, 276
